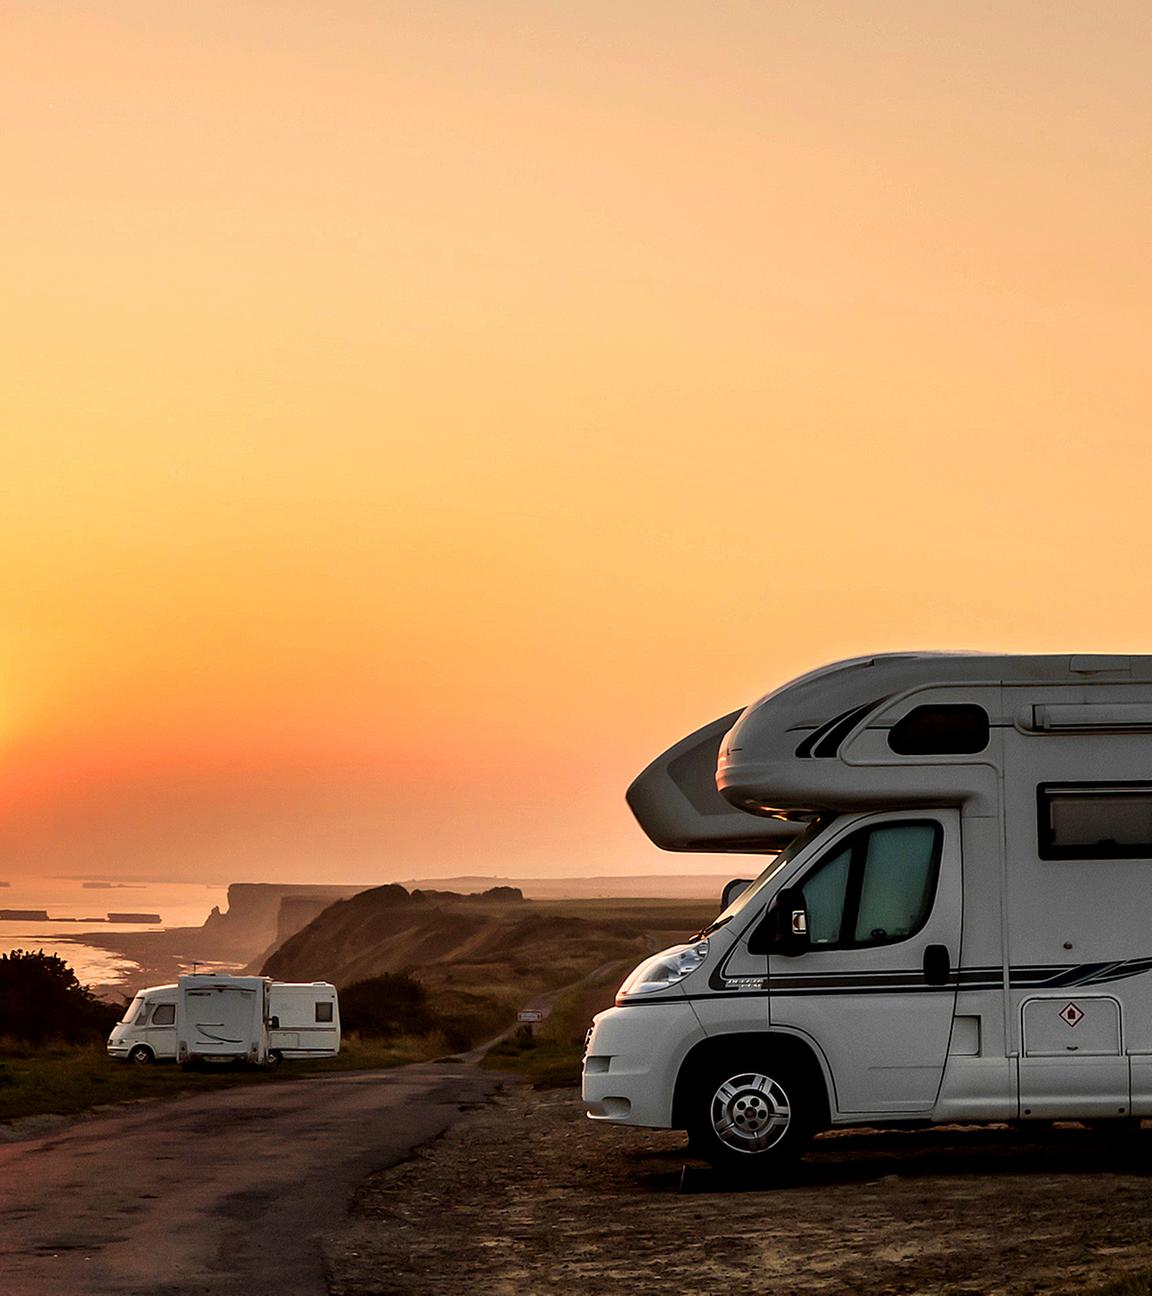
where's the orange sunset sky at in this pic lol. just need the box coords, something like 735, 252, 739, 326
2, 2, 1151, 885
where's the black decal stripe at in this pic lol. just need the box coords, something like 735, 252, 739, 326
644, 956, 1152, 1008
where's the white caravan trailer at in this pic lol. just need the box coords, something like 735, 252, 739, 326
108, 980, 340, 1064
266, 981, 341, 1059
584, 652, 1152, 1172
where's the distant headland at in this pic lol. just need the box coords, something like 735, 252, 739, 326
0, 910, 161, 924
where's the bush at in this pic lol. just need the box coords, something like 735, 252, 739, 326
0, 949, 120, 1043
339, 973, 433, 1038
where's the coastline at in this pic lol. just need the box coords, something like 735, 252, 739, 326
64, 925, 257, 999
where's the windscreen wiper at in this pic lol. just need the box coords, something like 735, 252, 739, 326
690, 914, 731, 943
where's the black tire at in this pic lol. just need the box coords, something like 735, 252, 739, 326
127, 1045, 154, 1066
685, 1055, 817, 1178
266, 1051, 282, 1070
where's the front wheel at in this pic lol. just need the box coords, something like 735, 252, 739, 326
127, 1045, 154, 1066
686, 1059, 815, 1177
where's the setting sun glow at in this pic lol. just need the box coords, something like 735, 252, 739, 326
3, 2, 1152, 884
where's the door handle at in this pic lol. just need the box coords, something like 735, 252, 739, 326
923, 944, 951, 986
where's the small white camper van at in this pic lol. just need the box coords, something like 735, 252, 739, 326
584, 653, 1152, 1172
108, 977, 340, 1065
108, 983, 178, 1064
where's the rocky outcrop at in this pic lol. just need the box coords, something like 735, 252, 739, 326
201, 882, 368, 951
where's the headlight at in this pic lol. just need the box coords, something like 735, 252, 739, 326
616, 941, 709, 1001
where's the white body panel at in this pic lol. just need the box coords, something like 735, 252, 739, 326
109, 980, 340, 1063
107, 984, 177, 1060
586, 653, 1152, 1134
177, 975, 270, 1065
267, 982, 341, 1059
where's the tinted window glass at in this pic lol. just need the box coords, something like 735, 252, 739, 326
1039, 784, 1152, 858
802, 846, 851, 945
795, 821, 941, 950
316, 1002, 334, 1023
854, 825, 939, 943
151, 1003, 175, 1026
889, 705, 989, 755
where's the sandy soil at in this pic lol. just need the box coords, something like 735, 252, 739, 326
326, 1086, 1152, 1296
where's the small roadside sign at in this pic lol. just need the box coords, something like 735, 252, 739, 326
517, 1009, 544, 1024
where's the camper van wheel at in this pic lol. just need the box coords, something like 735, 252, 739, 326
127, 1046, 154, 1066
687, 1059, 812, 1176
266, 1051, 282, 1070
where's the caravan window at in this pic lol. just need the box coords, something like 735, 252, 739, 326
151, 1003, 175, 1026
1039, 784, 1152, 859
316, 1002, 334, 1023
797, 821, 942, 950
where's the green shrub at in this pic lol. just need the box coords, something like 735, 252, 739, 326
0, 950, 120, 1043
339, 973, 433, 1038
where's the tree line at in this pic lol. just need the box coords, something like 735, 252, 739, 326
0, 949, 121, 1043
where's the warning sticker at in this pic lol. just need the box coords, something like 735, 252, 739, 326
1060, 1001, 1085, 1028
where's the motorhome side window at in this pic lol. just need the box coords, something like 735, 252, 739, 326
151, 1003, 175, 1026
888, 705, 989, 755
316, 1002, 334, 1023
798, 822, 942, 949
1038, 784, 1152, 859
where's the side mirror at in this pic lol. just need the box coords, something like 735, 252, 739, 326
747, 886, 810, 956
721, 878, 753, 910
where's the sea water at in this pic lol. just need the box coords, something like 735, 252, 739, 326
0, 877, 230, 989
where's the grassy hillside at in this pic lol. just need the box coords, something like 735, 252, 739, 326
262, 886, 713, 1048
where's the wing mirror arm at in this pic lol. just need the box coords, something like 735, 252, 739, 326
747, 886, 810, 957
721, 878, 753, 910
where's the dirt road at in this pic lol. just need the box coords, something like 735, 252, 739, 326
0, 1061, 504, 1296
328, 1086, 1152, 1296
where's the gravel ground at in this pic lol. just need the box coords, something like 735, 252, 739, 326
325, 1085, 1152, 1296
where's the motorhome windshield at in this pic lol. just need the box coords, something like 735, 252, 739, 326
120, 995, 145, 1025
709, 818, 831, 928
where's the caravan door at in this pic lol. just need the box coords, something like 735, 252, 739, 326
767, 810, 961, 1114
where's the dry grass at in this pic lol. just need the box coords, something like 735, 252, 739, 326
0, 1034, 432, 1125
482, 958, 627, 1087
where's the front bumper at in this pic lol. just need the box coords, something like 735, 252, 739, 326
581, 1000, 704, 1129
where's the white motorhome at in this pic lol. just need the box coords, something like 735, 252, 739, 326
178, 974, 272, 1066
584, 652, 1152, 1172
108, 982, 179, 1063
108, 978, 340, 1065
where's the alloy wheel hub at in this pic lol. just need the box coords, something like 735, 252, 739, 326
710, 1072, 791, 1153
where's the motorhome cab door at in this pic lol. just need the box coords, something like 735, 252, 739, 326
145, 999, 176, 1057
766, 810, 962, 1115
